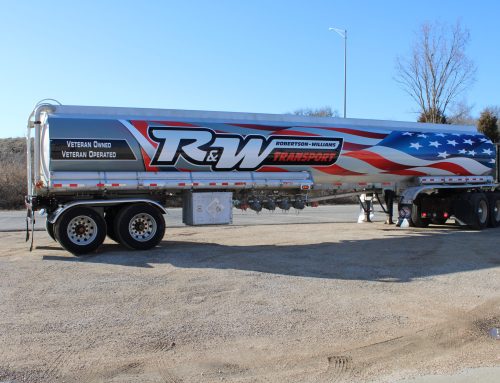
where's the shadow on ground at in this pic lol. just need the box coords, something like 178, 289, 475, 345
41, 225, 500, 283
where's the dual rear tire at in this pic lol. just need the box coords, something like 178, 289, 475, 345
409, 192, 500, 230
112, 203, 165, 250
52, 203, 165, 255
54, 207, 107, 255
468, 193, 489, 230
409, 197, 430, 228
487, 193, 500, 228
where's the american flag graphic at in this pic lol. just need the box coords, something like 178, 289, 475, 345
328, 129, 495, 177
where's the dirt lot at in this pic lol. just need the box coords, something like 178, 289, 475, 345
0, 218, 499, 382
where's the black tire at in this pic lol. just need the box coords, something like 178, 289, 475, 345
45, 219, 56, 241
54, 207, 107, 255
410, 198, 430, 228
487, 193, 500, 228
468, 193, 489, 230
114, 203, 165, 250
105, 209, 119, 242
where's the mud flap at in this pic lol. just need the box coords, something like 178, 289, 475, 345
25, 206, 35, 251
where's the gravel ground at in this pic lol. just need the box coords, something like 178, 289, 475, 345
0, 208, 499, 382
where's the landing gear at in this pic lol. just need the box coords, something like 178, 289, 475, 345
384, 190, 395, 224
358, 194, 374, 223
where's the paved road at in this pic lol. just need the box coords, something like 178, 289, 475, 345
0, 204, 391, 232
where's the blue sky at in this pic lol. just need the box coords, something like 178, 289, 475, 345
1, 0, 498, 138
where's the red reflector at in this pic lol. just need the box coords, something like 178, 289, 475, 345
443, 212, 449, 218
421, 212, 427, 218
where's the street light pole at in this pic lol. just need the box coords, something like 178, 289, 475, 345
329, 27, 347, 118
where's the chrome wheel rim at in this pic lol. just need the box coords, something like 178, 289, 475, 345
478, 200, 488, 224
67, 215, 98, 245
128, 213, 157, 242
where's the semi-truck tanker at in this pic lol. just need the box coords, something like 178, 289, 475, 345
25, 100, 500, 254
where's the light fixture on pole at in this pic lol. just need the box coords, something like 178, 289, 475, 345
329, 27, 347, 118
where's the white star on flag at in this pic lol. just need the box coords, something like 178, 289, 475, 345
447, 140, 458, 146
459, 149, 467, 154
463, 138, 474, 145
410, 142, 422, 150
483, 148, 493, 155
491, 159, 496, 164
417, 134, 428, 138
429, 141, 441, 148
468, 150, 476, 156
402, 132, 414, 136
437, 151, 449, 158
452, 133, 461, 136
435, 133, 446, 137
480, 138, 489, 142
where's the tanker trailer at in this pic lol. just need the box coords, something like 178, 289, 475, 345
25, 101, 500, 254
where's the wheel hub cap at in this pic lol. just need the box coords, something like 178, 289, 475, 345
129, 213, 157, 242
67, 215, 98, 245
478, 200, 488, 224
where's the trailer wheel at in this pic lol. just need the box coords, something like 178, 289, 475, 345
410, 198, 430, 228
46, 220, 56, 241
105, 209, 119, 242
468, 193, 489, 230
54, 207, 107, 255
114, 203, 165, 250
487, 193, 500, 228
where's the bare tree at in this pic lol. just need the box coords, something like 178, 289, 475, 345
447, 100, 476, 125
292, 106, 338, 117
395, 22, 476, 123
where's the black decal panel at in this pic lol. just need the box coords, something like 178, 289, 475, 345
51, 139, 136, 160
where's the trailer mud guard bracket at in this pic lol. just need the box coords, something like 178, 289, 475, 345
47, 198, 167, 225
400, 183, 497, 206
